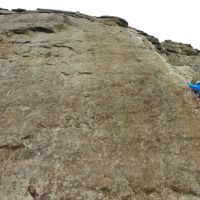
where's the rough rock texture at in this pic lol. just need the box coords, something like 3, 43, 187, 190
140, 33, 200, 73
1, 9, 200, 200
160, 40, 200, 73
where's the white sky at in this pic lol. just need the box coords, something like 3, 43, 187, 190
1, 0, 200, 49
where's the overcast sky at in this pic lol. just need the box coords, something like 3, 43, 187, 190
1, 0, 200, 49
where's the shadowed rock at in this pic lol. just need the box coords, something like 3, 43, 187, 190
98, 15, 129, 27
11, 8, 27, 13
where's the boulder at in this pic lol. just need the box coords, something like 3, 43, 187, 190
1, 9, 200, 200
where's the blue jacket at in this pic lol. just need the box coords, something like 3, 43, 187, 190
187, 82, 200, 92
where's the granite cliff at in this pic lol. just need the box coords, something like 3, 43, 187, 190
1, 8, 200, 200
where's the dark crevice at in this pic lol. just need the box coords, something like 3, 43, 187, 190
12, 29, 28, 34
78, 72, 93, 75
21, 134, 33, 140
82, 122, 94, 130
141, 187, 157, 195
9, 41, 31, 44
11, 27, 54, 35
0, 142, 25, 150
53, 44, 78, 53
29, 27, 54, 33
28, 185, 40, 200
61, 71, 71, 76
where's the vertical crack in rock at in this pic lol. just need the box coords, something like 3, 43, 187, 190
28, 185, 40, 200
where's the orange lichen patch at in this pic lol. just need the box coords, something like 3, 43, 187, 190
0, 40, 10, 59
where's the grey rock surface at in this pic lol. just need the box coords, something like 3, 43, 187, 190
1, 9, 200, 200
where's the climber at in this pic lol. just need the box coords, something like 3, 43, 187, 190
187, 80, 200, 99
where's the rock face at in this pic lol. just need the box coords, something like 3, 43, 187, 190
1, 9, 200, 200
160, 40, 200, 73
